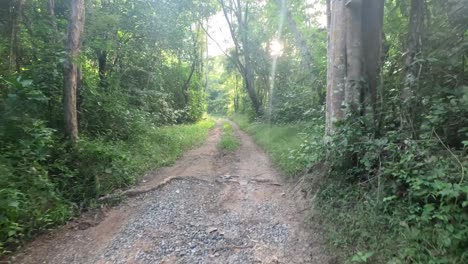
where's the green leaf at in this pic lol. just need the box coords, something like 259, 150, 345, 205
20, 79, 33, 87
8, 201, 19, 208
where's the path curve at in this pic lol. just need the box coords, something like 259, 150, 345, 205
12, 120, 330, 264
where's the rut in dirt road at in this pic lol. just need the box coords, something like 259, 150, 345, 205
13, 121, 330, 264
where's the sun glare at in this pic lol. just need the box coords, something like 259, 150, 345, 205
270, 39, 283, 57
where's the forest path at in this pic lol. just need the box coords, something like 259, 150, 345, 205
13, 120, 330, 264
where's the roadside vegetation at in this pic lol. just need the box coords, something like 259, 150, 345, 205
232, 110, 467, 263
218, 122, 240, 151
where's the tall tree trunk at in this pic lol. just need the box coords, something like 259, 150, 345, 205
326, 0, 347, 133
240, 1, 261, 115
400, 0, 424, 134
326, 0, 385, 133
362, 0, 385, 115
325, 0, 332, 132
205, 18, 209, 91
97, 49, 107, 88
64, 0, 85, 144
234, 74, 240, 112
182, 61, 196, 103
462, 32, 466, 85
402, 0, 424, 101
182, 28, 201, 104
345, 0, 364, 111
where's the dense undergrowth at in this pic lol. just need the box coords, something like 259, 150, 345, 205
231, 112, 467, 263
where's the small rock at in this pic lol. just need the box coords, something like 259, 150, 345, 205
206, 227, 218, 233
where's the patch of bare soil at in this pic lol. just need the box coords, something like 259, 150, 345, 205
10, 120, 331, 264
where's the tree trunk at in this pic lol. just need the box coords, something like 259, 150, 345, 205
204, 18, 209, 91
402, 0, 424, 101
326, 0, 347, 133
234, 74, 240, 112
243, 63, 261, 114
362, 0, 385, 115
345, 0, 364, 111
97, 49, 107, 88
240, 1, 261, 115
462, 32, 466, 85
325, 0, 384, 133
182, 60, 196, 103
64, 0, 85, 144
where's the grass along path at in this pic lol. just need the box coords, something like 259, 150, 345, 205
218, 121, 240, 151
230, 114, 312, 176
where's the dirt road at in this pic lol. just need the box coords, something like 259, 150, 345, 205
12, 121, 330, 264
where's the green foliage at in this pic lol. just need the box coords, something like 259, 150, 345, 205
218, 122, 240, 151
352, 252, 374, 263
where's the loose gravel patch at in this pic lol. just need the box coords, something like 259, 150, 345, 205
98, 178, 298, 264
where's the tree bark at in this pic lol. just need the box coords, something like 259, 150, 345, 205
182, 28, 201, 104
64, 0, 85, 144
325, 0, 385, 133
239, 1, 261, 115
204, 18, 209, 91
97, 49, 107, 88
362, 0, 385, 113
402, 0, 424, 101
326, 0, 347, 133
234, 74, 240, 112
345, 0, 364, 111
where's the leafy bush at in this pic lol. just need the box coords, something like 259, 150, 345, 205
309, 101, 467, 263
